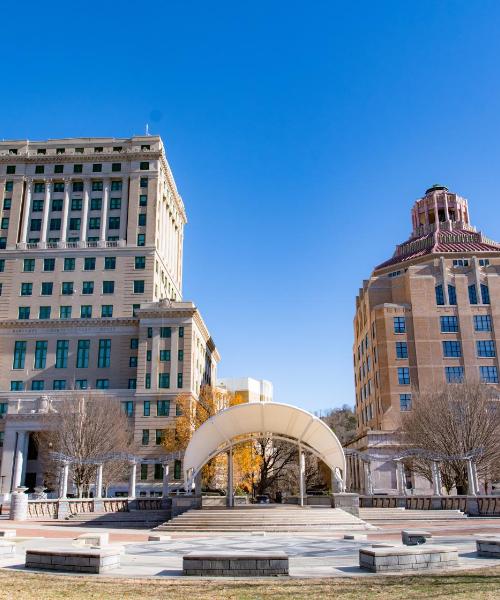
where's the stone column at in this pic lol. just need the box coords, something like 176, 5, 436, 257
227, 447, 234, 508
431, 461, 442, 496
59, 463, 69, 499
162, 462, 170, 499
9, 487, 29, 521
433, 192, 439, 229
61, 178, 71, 243
120, 176, 129, 242
396, 460, 406, 495
20, 179, 33, 244
100, 179, 110, 242
40, 180, 52, 244
363, 461, 374, 495
95, 464, 103, 499
467, 459, 478, 496
81, 179, 90, 242
12, 431, 26, 490
128, 462, 137, 498
473, 461, 480, 495
194, 471, 202, 496
444, 192, 450, 223
298, 445, 305, 506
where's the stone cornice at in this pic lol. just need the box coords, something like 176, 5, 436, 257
0, 316, 139, 330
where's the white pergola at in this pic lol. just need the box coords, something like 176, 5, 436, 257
183, 402, 346, 505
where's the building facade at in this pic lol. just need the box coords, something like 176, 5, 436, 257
217, 378, 273, 403
0, 136, 219, 499
347, 185, 500, 494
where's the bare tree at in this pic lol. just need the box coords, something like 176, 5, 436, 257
252, 438, 298, 497
37, 394, 135, 497
400, 382, 500, 494
322, 405, 357, 445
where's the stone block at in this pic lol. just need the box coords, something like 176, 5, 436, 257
0, 530, 16, 538
75, 532, 109, 547
148, 534, 171, 542
402, 530, 432, 546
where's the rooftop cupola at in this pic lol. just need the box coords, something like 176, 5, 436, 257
411, 185, 472, 237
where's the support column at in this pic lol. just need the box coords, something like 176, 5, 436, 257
81, 179, 90, 242
162, 462, 170, 499
396, 460, 406, 495
95, 464, 103, 499
61, 178, 71, 243
194, 471, 202, 496
467, 459, 477, 496
363, 461, 374, 495
59, 463, 69, 499
120, 176, 129, 242
227, 447, 234, 507
444, 192, 450, 223
20, 179, 33, 244
20, 432, 30, 489
100, 178, 110, 242
12, 431, 26, 491
298, 445, 305, 507
40, 180, 52, 243
473, 461, 480, 495
128, 462, 137, 498
431, 461, 442, 496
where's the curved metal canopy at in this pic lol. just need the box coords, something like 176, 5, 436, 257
183, 401, 346, 482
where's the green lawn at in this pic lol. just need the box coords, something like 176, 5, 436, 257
1, 567, 500, 600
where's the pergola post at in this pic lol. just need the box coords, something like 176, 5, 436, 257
59, 463, 69, 499
227, 447, 234, 508
128, 462, 137, 499
194, 471, 202, 496
298, 444, 306, 506
473, 461, 480, 495
466, 458, 478, 496
162, 462, 170, 499
363, 461, 373, 495
396, 460, 406, 495
95, 464, 103, 499
431, 461, 442, 496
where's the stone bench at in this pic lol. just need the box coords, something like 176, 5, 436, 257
74, 532, 109, 547
0, 530, 16, 539
25, 548, 120, 573
183, 552, 289, 576
476, 537, 500, 558
0, 541, 16, 556
359, 545, 459, 572
402, 529, 432, 546
148, 534, 171, 542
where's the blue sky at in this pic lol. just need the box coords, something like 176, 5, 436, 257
2, 2, 500, 412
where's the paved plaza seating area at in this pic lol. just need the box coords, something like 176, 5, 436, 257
25, 548, 121, 573
359, 544, 459, 572
183, 551, 289, 576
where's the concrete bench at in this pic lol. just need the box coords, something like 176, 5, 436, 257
0, 530, 16, 539
183, 552, 289, 576
0, 541, 16, 556
476, 537, 500, 558
359, 545, 459, 572
74, 532, 109, 547
402, 529, 432, 546
25, 548, 120, 573
148, 534, 171, 542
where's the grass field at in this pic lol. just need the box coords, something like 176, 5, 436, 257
1, 567, 500, 600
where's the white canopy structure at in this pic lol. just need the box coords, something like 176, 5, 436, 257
183, 402, 346, 505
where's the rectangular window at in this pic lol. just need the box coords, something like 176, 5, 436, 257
13, 341, 27, 369
53, 379, 66, 390
128, 378, 137, 389
155, 430, 164, 445
39, 306, 51, 319
159, 350, 170, 362
108, 216, 120, 229
140, 161, 149, 170
60, 306, 72, 319
147, 327, 153, 338
397, 367, 410, 385
43, 258, 55, 272
480, 366, 498, 383
158, 373, 170, 388
10, 381, 24, 391
137, 233, 146, 246
1, 217, 9, 229
52, 199, 63, 211
445, 366, 464, 383
55, 340, 69, 368
481, 284, 490, 305
176, 403, 183, 416
140, 177, 148, 188
160, 327, 171, 338
135, 256, 146, 269
138, 213, 146, 226
64, 257, 75, 271
0, 259, 5, 272
18, 306, 30, 320
134, 280, 144, 294
157, 400, 170, 416
96, 379, 109, 389
41, 282, 53, 296
5, 181, 14, 192
71, 198, 82, 210
443, 340, 462, 358
102, 281, 115, 294
154, 463, 164, 480
448, 284, 457, 305
174, 460, 181, 480
73, 164, 83, 173
132, 304, 140, 316
393, 316, 406, 333
395, 341, 408, 359
69, 218, 81, 231
110, 198, 121, 210
61, 282, 74, 295
75, 379, 88, 389
0, 238, 6, 249
474, 315, 491, 331
122, 401, 134, 417
177, 373, 183, 388
30, 219, 42, 231
112, 163, 121, 172
98, 339, 111, 368
82, 281, 94, 295
143, 401, 151, 416
147, 350, 152, 361
89, 217, 101, 229
101, 305, 113, 317
178, 350, 184, 361
53, 182, 64, 193
440, 316, 458, 332
84, 257, 96, 271
6, 165, 16, 174
20, 282, 33, 296
468, 284, 478, 305
477, 340, 496, 357
145, 373, 151, 389
435, 284, 444, 306
93, 164, 102, 173
54, 165, 64, 174
3, 198, 11, 210
130, 338, 139, 350
179, 327, 184, 338
111, 181, 122, 191
140, 464, 148, 480
399, 393, 412, 411
142, 430, 149, 446
76, 340, 90, 368
31, 380, 45, 391
104, 256, 116, 270
34, 340, 48, 369
92, 181, 103, 191
139, 194, 147, 207
73, 181, 84, 192
35, 165, 44, 174
129, 356, 138, 367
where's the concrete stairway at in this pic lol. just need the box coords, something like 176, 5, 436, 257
157, 505, 372, 533
359, 508, 467, 522
64, 510, 169, 528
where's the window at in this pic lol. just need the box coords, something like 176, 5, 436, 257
177, 373, 183, 388
3, 198, 11, 210
479, 258, 490, 266
30, 219, 42, 231
53, 182, 64, 193
102, 281, 114, 294
76, 340, 90, 368
18, 307, 30, 320
110, 198, 121, 210
61, 282, 74, 295
80, 305, 92, 319
31, 380, 45, 391
138, 213, 146, 226
20, 282, 32, 296
147, 327, 153, 338
468, 284, 478, 305
98, 339, 111, 368
34, 340, 48, 369
23, 259, 35, 273
92, 181, 103, 191
93, 164, 102, 173
176, 403, 183, 416
435, 285, 444, 306
81, 281, 94, 295
140, 161, 149, 170
445, 366, 464, 383
160, 350, 170, 361
174, 460, 181, 480
69, 218, 81, 231
147, 350, 152, 361
60, 306, 72, 319
64, 257, 75, 271
140, 464, 148, 480
481, 284, 490, 305
43, 258, 55, 272
140, 177, 148, 188
128, 339, 138, 352
443, 340, 462, 357
33, 197, 44, 209
13, 341, 26, 369
393, 316, 406, 333
137, 233, 145, 246
110, 180, 122, 192
480, 366, 498, 383
157, 400, 170, 416
6, 165, 16, 174
145, 373, 151, 389
112, 163, 121, 172
135, 256, 146, 269
108, 216, 120, 229
129, 356, 138, 368
155, 430, 164, 445
400, 393, 412, 411
10, 381, 24, 391
101, 305, 113, 317
397, 367, 410, 385
133, 304, 140, 316
53, 380, 66, 390
139, 194, 147, 207
448, 285, 457, 305
178, 350, 184, 361
75, 379, 88, 389
134, 280, 144, 294
474, 315, 491, 332
159, 373, 170, 388
128, 378, 137, 389
1, 217, 9, 229
122, 401, 134, 417
71, 164, 82, 174
56, 148, 65, 154
89, 217, 100, 229
453, 259, 469, 267
179, 327, 184, 338
154, 463, 163, 480
142, 430, 149, 445
440, 316, 458, 332
104, 256, 116, 270
160, 327, 171, 338
477, 340, 496, 357
141, 144, 150, 151
0, 259, 4, 272
71, 198, 82, 211
39, 306, 51, 319
96, 379, 109, 389
54, 164, 64, 174
84, 257, 96, 271
143, 401, 151, 418
35, 165, 44, 174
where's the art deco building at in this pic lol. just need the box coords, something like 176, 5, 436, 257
0, 136, 219, 498
347, 185, 500, 493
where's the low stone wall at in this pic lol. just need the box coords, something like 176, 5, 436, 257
183, 552, 289, 576
359, 545, 459, 572
359, 495, 500, 516
476, 537, 500, 558
25, 549, 121, 573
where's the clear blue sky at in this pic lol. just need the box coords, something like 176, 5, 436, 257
2, 2, 500, 412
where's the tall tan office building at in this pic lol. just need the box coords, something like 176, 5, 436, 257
347, 185, 500, 493
0, 136, 219, 498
